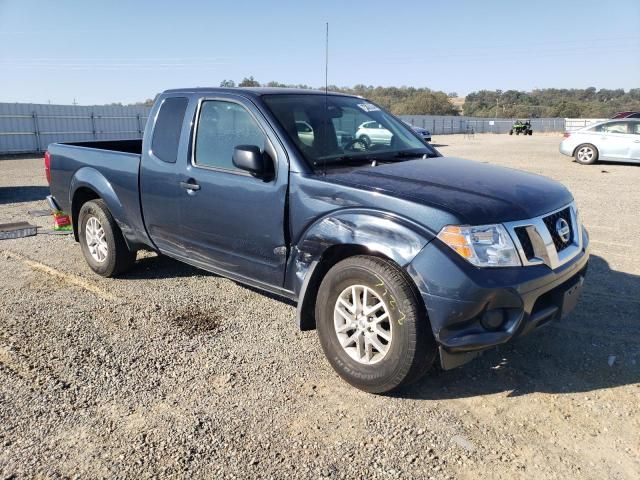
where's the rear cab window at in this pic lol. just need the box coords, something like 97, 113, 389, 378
151, 97, 189, 163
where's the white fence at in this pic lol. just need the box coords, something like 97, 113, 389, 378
0, 103, 151, 154
0, 101, 610, 155
398, 115, 566, 135
564, 118, 607, 132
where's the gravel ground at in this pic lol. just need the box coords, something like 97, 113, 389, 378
1, 134, 638, 479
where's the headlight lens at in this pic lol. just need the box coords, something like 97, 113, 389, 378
437, 224, 521, 267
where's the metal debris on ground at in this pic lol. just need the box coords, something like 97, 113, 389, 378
38, 229, 73, 236
0, 221, 38, 240
28, 209, 51, 217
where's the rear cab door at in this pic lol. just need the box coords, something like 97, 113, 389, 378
140, 95, 191, 257
176, 92, 290, 288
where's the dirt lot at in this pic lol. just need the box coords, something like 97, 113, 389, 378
1, 134, 638, 479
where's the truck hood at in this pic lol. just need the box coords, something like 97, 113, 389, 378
323, 156, 573, 224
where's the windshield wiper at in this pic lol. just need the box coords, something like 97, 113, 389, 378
316, 154, 382, 167
388, 150, 434, 160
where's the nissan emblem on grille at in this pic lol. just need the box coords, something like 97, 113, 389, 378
556, 217, 571, 243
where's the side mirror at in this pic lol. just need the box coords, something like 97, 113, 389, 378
232, 145, 264, 177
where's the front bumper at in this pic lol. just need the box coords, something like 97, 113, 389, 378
406, 227, 589, 368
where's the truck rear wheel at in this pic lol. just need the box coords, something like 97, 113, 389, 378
78, 199, 136, 277
315, 256, 436, 394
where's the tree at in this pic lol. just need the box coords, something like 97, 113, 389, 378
463, 88, 640, 118
238, 76, 260, 87
219, 79, 236, 88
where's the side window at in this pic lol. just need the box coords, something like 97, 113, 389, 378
195, 100, 266, 170
632, 123, 640, 135
597, 122, 628, 134
151, 97, 188, 163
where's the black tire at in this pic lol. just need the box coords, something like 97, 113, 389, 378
509, 130, 513, 135
315, 256, 436, 394
574, 143, 599, 165
358, 134, 371, 147
516, 130, 520, 135
528, 130, 533, 135
78, 199, 136, 277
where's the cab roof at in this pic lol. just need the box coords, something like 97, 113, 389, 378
162, 87, 358, 98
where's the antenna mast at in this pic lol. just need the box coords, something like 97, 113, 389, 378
325, 22, 329, 94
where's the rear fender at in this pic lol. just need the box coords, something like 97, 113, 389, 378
70, 167, 131, 242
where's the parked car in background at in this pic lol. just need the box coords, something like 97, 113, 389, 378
403, 121, 432, 142
297, 120, 353, 147
357, 120, 431, 145
560, 119, 640, 164
611, 111, 640, 119
295, 120, 314, 146
355, 120, 393, 146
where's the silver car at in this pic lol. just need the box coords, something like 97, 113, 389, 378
560, 119, 640, 164
355, 121, 393, 146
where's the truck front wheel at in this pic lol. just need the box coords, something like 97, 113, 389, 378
78, 199, 136, 277
315, 256, 436, 394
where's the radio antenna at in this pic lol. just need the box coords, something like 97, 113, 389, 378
325, 22, 329, 95
322, 22, 329, 175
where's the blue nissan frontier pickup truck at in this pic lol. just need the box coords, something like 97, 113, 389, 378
45, 88, 589, 393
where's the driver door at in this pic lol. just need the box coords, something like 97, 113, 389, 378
178, 96, 289, 287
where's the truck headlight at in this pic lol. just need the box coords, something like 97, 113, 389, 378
437, 224, 521, 267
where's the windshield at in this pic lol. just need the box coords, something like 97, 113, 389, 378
262, 94, 438, 170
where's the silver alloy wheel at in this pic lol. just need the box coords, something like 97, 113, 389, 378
577, 146, 594, 162
334, 284, 393, 365
85, 216, 108, 263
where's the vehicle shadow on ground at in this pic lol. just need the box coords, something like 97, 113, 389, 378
430, 144, 448, 148
0, 186, 50, 205
576, 160, 640, 168
123, 252, 296, 306
397, 254, 640, 399
122, 254, 217, 280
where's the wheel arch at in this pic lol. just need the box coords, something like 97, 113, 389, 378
69, 167, 126, 244
71, 186, 100, 241
290, 210, 433, 331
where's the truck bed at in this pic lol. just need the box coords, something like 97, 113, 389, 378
47, 139, 151, 251
61, 139, 142, 155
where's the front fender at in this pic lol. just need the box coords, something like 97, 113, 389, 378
287, 209, 435, 329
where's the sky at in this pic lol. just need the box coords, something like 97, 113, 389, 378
0, 0, 638, 105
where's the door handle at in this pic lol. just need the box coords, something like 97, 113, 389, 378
180, 180, 201, 191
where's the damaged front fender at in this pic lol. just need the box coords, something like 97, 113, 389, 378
287, 209, 434, 330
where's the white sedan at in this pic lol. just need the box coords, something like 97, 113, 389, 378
355, 121, 393, 146
560, 119, 640, 164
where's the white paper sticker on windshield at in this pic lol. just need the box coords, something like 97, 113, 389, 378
357, 103, 380, 112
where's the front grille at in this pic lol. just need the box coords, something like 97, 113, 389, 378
543, 207, 573, 252
514, 227, 535, 259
